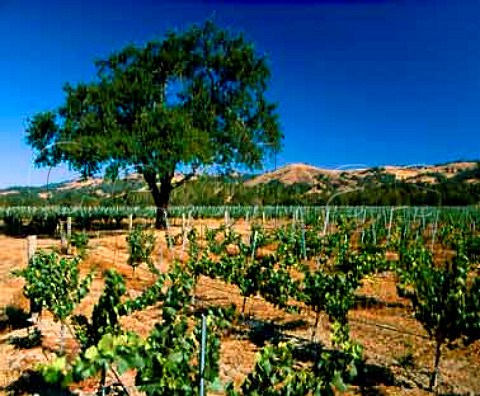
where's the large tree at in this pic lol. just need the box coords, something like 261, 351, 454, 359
26, 20, 282, 227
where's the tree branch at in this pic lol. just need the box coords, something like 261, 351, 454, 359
172, 169, 198, 189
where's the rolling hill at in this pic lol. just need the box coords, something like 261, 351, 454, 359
1, 161, 479, 206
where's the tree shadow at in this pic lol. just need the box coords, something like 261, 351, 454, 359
289, 339, 325, 362
280, 337, 399, 390
231, 315, 418, 395
242, 317, 309, 347
247, 319, 282, 346
355, 362, 396, 387
437, 393, 475, 396
353, 294, 406, 309
278, 318, 309, 331
2, 370, 74, 396
358, 386, 389, 396
0, 306, 32, 332
8, 328, 42, 349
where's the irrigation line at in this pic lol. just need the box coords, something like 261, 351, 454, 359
349, 317, 429, 340
194, 287, 429, 342
194, 282, 430, 342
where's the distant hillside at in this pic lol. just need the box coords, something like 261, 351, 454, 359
246, 161, 480, 189
1, 161, 479, 206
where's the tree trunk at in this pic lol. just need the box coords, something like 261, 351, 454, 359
429, 340, 442, 391
98, 365, 107, 396
311, 311, 320, 342
144, 171, 173, 229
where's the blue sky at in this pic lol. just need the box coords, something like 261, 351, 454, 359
1, 0, 479, 187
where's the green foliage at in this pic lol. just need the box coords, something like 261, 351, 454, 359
126, 226, 157, 274
3, 213, 23, 236
227, 341, 361, 396
398, 243, 480, 389
40, 333, 145, 388
73, 269, 127, 351
259, 260, 297, 310
227, 342, 310, 396
465, 234, 480, 261
70, 230, 89, 258
25, 20, 281, 227
121, 274, 167, 314
135, 265, 229, 395
464, 276, 480, 345
396, 241, 433, 298
301, 268, 359, 346
135, 315, 196, 395
299, 230, 363, 345
13, 250, 93, 323
26, 208, 480, 395
74, 268, 168, 352
72, 333, 145, 384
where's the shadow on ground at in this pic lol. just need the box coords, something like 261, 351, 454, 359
353, 294, 406, 309
2, 370, 74, 396
8, 328, 43, 349
0, 306, 32, 332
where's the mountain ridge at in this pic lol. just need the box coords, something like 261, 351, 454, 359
1, 160, 479, 206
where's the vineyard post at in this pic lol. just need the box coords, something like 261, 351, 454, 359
387, 207, 394, 242
224, 209, 229, 229
60, 220, 67, 254
250, 230, 258, 263
182, 213, 187, 258
199, 314, 207, 396
27, 235, 37, 263
301, 222, 307, 260
360, 208, 365, 244
164, 211, 173, 254
128, 214, 133, 232
431, 209, 440, 248
67, 216, 72, 255
188, 209, 193, 229
323, 207, 330, 235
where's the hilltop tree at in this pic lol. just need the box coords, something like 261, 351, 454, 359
26, 20, 282, 227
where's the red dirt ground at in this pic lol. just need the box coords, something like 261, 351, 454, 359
0, 222, 478, 395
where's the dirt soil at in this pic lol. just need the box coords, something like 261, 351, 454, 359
0, 221, 478, 396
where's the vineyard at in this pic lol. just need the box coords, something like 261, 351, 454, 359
0, 206, 479, 395
1, 205, 479, 235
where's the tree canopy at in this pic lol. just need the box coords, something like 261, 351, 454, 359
26, 20, 282, 227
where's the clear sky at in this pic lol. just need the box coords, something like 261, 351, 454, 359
1, 0, 479, 188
